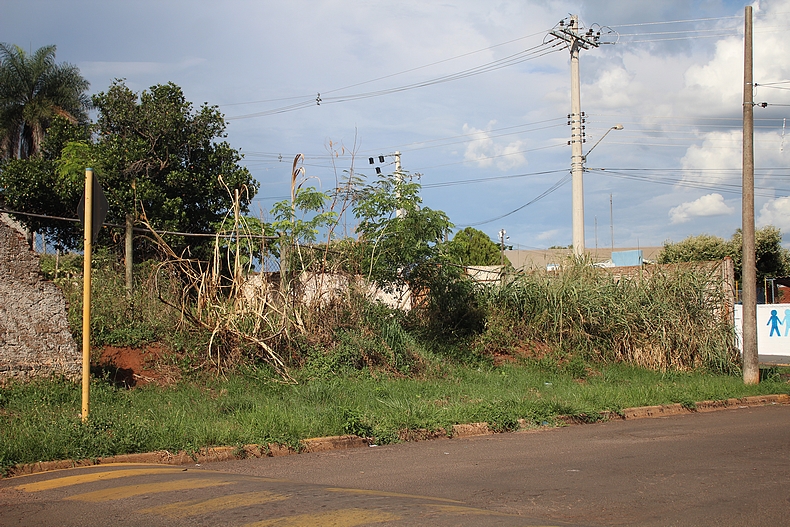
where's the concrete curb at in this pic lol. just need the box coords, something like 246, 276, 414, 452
6, 394, 789, 478
620, 393, 790, 419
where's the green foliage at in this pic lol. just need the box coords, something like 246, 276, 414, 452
270, 185, 337, 254
87, 81, 257, 256
53, 249, 184, 349
658, 226, 790, 280
0, 43, 90, 161
0, 118, 89, 248
353, 171, 452, 288
476, 262, 740, 373
445, 227, 504, 266
2, 361, 788, 468
658, 233, 731, 264
730, 226, 790, 280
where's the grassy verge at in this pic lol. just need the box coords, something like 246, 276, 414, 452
2, 362, 788, 473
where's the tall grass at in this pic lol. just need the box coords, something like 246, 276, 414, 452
475, 260, 738, 373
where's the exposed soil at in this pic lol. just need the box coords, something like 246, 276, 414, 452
491, 340, 553, 366
94, 343, 180, 388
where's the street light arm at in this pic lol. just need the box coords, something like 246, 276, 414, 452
583, 124, 623, 161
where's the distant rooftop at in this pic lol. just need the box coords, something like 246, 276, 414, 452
505, 247, 663, 271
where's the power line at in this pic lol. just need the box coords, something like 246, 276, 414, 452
220, 27, 554, 109
421, 169, 568, 189
608, 15, 742, 28
589, 168, 790, 197
457, 173, 572, 227
226, 41, 563, 120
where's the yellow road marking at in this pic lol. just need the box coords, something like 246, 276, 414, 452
140, 490, 288, 518
65, 478, 231, 502
244, 508, 399, 526
14, 468, 186, 492
326, 487, 462, 503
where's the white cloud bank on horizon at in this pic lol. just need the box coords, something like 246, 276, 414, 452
669, 193, 734, 224
758, 196, 790, 232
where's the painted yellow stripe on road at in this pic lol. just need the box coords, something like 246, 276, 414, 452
326, 487, 462, 503
140, 490, 289, 518
65, 478, 231, 502
244, 508, 399, 526
15, 468, 186, 492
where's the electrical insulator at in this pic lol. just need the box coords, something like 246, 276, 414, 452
369, 157, 374, 164
379, 155, 385, 163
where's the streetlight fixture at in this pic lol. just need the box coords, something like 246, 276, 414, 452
572, 124, 623, 256
582, 124, 623, 163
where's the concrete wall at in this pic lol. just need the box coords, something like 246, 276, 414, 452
0, 215, 80, 383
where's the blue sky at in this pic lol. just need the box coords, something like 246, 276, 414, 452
4, 0, 790, 249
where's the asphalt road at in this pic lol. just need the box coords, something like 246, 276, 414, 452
2, 404, 789, 526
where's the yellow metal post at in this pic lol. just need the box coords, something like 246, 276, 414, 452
81, 168, 93, 421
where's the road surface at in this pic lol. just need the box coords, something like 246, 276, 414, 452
2, 404, 788, 526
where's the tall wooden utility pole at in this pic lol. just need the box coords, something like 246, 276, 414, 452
742, 5, 759, 384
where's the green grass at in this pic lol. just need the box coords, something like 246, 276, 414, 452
2, 362, 788, 473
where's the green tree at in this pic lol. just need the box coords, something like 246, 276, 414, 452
731, 226, 790, 280
353, 172, 452, 289
657, 233, 731, 265
48, 80, 255, 255
658, 227, 790, 280
90, 81, 257, 239
0, 44, 90, 160
445, 227, 504, 266
0, 117, 89, 248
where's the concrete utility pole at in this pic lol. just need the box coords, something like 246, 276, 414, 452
550, 16, 602, 257
742, 5, 759, 385
499, 229, 507, 267
394, 151, 405, 219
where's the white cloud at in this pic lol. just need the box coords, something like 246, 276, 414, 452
680, 0, 790, 113
669, 193, 734, 224
680, 130, 742, 185
536, 229, 561, 242
680, 130, 790, 187
758, 196, 790, 232
584, 66, 637, 109
462, 122, 528, 170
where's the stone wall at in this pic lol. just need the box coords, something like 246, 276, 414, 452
0, 215, 80, 383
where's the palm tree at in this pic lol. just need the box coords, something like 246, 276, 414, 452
0, 43, 90, 160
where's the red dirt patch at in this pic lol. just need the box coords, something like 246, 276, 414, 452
95, 343, 179, 388
492, 340, 553, 366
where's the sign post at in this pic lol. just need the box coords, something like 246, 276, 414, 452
80, 169, 93, 421
77, 169, 108, 421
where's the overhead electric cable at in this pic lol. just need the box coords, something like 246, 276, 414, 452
220, 27, 553, 108
227, 40, 562, 120
608, 15, 742, 27
458, 173, 571, 227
